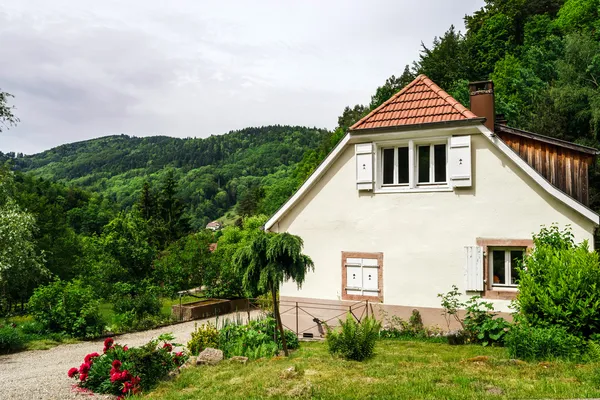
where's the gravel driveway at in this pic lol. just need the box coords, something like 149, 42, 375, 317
0, 311, 262, 400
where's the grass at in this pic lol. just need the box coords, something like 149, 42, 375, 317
145, 339, 600, 400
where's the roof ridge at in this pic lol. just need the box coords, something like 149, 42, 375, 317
349, 75, 427, 130
420, 76, 477, 119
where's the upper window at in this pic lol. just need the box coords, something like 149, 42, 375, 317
491, 248, 524, 287
382, 147, 409, 185
380, 142, 447, 188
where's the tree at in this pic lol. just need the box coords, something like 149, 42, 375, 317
0, 90, 19, 133
0, 167, 47, 312
233, 230, 313, 356
369, 66, 416, 110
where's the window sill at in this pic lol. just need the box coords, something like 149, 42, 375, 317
374, 186, 453, 194
483, 289, 518, 300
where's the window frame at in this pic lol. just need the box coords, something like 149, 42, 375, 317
489, 247, 525, 288
375, 137, 451, 193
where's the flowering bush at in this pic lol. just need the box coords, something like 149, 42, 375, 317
67, 334, 187, 398
187, 322, 219, 356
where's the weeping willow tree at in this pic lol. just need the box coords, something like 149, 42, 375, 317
233, 230, 313, 356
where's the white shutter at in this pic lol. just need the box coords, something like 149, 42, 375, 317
346, 265, 362, 289
355, 143, 374, 191
362, 267, 378, 294
465, 246, 484, 291
448, 136, 472, 187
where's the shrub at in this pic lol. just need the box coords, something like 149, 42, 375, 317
514, 225, 600, 339
187, 322, 219, 356
438, 286, 509, 346
28, 280, 105, 338
379, 310, 443, 340
218, 316, 298, 359
67, 334, 187, 397
0, 324, 25, 353
111, 283, 165, 332
505, 324, 584, 361
326, 314, 381, 361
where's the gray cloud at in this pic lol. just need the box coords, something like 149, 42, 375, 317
0, 0, 484, 154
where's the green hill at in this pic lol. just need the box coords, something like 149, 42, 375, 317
3, 125, 327, 229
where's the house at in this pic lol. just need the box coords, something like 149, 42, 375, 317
265, 75, 600, 328
205, 221, 222, 231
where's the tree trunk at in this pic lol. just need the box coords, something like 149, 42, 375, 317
271, 285, 288, 356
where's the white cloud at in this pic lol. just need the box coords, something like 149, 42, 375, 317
0, 0, 484, 154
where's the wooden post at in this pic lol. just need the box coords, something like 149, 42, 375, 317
179, 294, 183, 321
366, 300, 369, 319
295, 302, 299, 337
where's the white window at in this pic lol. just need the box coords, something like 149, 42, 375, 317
381, 146, 409, 186
379, 141, 447, 188
490, 248, 525, 287
345, 257, 379, 297
417, 144, 447, 185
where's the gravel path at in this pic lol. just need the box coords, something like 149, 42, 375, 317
0, 311, 262, 400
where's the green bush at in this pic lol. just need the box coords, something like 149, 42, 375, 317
0, 324, 26, 353
28, 280, 105, 338
379, 310, 443, 341
438, 285, 509, 346
505, 324, 585, 361
515, 225, 600, 339
218, 316, 298, 359
326, 314, 381, 361
68, 334, 187, 397
111, 283, 164, 332
187, 322, 219, 356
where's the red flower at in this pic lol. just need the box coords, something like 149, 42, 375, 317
112, 359, 122, 369
163, 343, 173, 352
123, 346, 128, 351
104, 338, 114, 347
175, 351, 183, 357
67, 367, 78, 378
79, 363, 91, 375
79, 373, 88, 381
120, 370, 131, 381
131, 376, 141, 385
84, 352, 100, 364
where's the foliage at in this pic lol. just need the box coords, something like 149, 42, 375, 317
0, 90, 19, 133
111, 283, 166, 332
505, 324, 586, 361
0, 323, 26, 353
325, 314, 381, 361
438, 285, 509, 346
187, 322, 219, 356
233, 228, 313, 356
514, 225, 600, 339
379, 309, 443, 341
218, 316, 299, 359
28, 280, 105, 338
68, 334, 187, 397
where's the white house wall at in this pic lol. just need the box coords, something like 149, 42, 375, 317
272, 128, 596, 312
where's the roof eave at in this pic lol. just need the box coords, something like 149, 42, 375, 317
349, 117, 486, 135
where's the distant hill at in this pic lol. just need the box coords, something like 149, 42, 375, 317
2, 125, 327, 229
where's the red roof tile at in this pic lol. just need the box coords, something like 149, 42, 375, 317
350, 75, 479, 131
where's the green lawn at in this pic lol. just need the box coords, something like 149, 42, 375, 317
145, 339, 600, 400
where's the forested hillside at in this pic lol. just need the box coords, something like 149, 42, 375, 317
1, 126, 326, 229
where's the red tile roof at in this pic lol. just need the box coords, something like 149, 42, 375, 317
350, 74, 480, 131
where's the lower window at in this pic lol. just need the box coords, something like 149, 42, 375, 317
342, 252, 383, 302
490, 248, 524, 287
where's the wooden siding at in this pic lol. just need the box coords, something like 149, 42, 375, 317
497, 131, 593, 205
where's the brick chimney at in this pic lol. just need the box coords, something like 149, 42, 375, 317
469, 81, 495, 132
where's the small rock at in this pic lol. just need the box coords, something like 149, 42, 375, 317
230, 356, 248, 364
446, 330, 467, 345
197, 348, 224, 365
281, 366, 302, 379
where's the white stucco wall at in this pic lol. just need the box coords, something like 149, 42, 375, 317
272, 128, 596, 312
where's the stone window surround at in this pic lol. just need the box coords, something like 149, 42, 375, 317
476, 238, 533, 300
341, 251, 384, 303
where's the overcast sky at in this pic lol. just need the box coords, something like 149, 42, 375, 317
1, 0, 484, 154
